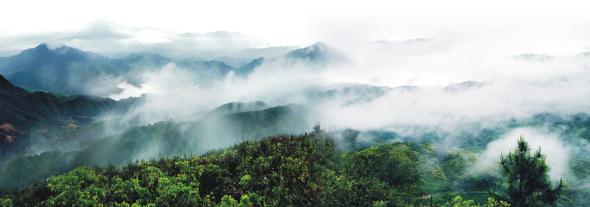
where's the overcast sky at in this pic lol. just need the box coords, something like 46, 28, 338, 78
1, 1, 590, 56
2, 1, 590, 89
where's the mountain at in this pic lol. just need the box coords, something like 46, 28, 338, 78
443, 81, 485, 93
392, 85, 420, 92
0, 101, 313, 192
0, 75, 140, 155
0, 44, 107, 77
116, 52, 172, 73
0, 42, 349, 97
213, 56, 253, 68
577, 51, 590, 58
283, 42, 349, 65
201, 101, 269, 119
200, 104, 312, 145
308, 84, 393, 105
110, 52, 174, 86
0, 44, 235, 95
233, 42, 351, 76
0, 44, 126, 95
0, 74, 28, 96
235, 57, 264, 76
231, 46, 298, 59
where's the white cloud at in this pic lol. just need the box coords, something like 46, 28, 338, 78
474, 128, 570, 181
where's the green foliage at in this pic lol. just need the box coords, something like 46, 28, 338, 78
489, 135, 563, 206
218, 195, 238, 207
342, 129, 360, 148
4, 120, 589, 206
321, 143, 424, 206
2, 132, 335, 206
0, 102, 312, 193
486, 197, 511, 207
0, 73, 140, 160
0, 198, 12, 207
241, 175, 252, 188
443, 196, 476, 207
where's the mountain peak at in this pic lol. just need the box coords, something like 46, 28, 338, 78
26, 43, 82, 57
34, 43, 50, 50
24, 44, 51, 56
310, 42, 327, 51
299, 42, 330, 54
284, 42, 349, 65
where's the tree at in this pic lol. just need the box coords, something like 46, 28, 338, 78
342, 129, 359, 148
489, 135, 563, 206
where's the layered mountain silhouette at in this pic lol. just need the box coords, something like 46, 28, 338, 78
283, 42, 349, 64
201, 101, 270, 119
0, 42, 350, 96
235, 42, 351, 75
306, 84, 419, 106
0, 74, 140, 155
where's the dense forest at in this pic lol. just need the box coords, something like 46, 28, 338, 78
0, 122, 588, 206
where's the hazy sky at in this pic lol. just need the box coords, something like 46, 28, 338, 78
1, 1, 590, 55
2, 2, 589, 91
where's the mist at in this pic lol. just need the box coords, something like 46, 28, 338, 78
68, 18, 590, 193
474, 128, 570, 181
2, 15, 590, 204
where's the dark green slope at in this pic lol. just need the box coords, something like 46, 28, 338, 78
0, 102, 312, 193
308, 84, 393, 106
201, 101, 269, 119
0, 75, 140, 155
2, 113, 590, 206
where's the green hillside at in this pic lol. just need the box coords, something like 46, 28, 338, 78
0, 102, 313, 193
3, 125, 587, 206
0, 74, 140, 156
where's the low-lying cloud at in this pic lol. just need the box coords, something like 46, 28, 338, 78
474, 128, 570, 182
0, 21, 287, 59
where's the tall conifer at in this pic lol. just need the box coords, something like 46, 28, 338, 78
490, 135, 563, 206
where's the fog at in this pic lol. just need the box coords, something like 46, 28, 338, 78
78, 17, 590, 190
3, 15, 590, 197
474, 128, 570, 181
105, 39, 590, 131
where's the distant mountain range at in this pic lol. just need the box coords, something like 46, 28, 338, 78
0, 42, 350, 97
305, 84, 420, 106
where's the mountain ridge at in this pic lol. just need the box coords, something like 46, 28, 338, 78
0, 42, 350, 96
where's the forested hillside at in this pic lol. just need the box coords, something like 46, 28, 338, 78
1, 125, 587, 206
0, 99, 313, 192
0, 74, 139, 156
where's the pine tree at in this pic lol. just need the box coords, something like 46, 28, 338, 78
489, 135, 563, 207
